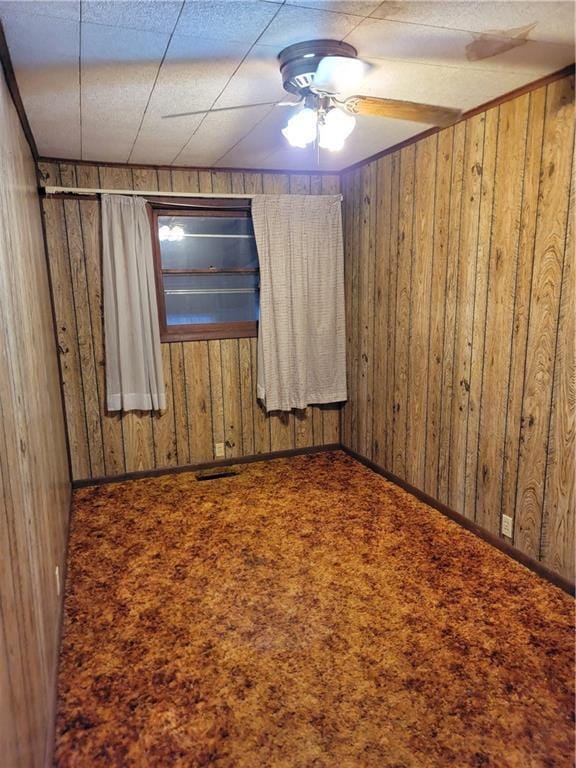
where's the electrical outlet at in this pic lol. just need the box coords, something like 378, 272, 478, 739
214, 442, 225, 457
501, 515, 513, 538
55, 565, 61, 597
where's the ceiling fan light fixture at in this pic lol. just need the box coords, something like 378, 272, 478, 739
282, 107, 317, 148
318, 108, 356, 152
312, 56, 370, 95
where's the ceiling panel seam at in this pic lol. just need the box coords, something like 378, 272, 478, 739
125, 0, 186, 164
170, 0, 288, 165
209, 1, 368, 169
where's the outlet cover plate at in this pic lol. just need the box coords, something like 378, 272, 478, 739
501, 515, 513, 538
214, 442, 225, 457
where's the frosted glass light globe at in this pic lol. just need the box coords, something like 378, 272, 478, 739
318, 109, 356, 152
282, 107, 317, 148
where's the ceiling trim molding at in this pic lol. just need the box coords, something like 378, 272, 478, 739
31, 62, 574, 178
0, 20, 38, 160
340, 62, 575, 175
37, 156, 342, 176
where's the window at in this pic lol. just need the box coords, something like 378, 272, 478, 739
151, 201, 259, 342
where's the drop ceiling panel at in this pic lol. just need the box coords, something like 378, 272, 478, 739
82, 0, 182, 34
81, 23, 169, 161
176, 0, 278, 43
128, 35, 251, 164
0, 0, 80, 21
128, 113, 205, 166
370, 1, 575, 45
216, 106, 298, 168
258, 4, 361, 47
286, 0, 381, 15
357, 58, 544, 109
346, 16, 574, 74
0, 0, 573, 170
0, 9, 81, 157
213, 44, 289, 110
175, 103, 276, 166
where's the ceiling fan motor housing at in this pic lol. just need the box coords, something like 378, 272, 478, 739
278, 40, 358, 96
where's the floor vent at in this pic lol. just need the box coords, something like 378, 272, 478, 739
195, 469, 239, 482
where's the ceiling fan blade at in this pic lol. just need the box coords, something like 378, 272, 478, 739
342, 95, 462, 127
312, 56, 371, 95
162, 99, 300, 119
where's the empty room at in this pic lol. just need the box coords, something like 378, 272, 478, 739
0, 0, 574, 766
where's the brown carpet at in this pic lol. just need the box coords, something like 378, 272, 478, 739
55, 451, 574, 767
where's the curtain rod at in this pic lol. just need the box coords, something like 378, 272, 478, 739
42, 185, 342, 200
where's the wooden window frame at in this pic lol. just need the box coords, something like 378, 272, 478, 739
150, 201, 258, 343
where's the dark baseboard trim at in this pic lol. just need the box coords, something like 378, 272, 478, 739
72, 444, 341, 489
340, 445, 575, 596
71, 442, 573, 595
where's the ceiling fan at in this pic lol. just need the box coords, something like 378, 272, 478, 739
163, 40, 462, 153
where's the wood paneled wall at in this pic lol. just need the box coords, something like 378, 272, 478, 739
39, 161, 341, 482
341, 74, 575, 581
0, 71, 70, 766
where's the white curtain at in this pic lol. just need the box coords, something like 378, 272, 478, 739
252, 194, 347, 412
102, 194, 165, 412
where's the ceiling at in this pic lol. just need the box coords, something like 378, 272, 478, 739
0, 0, 573, 172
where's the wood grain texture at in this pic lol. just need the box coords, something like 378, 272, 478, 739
406, 134, 436, 490
340, 75, 575, 581
541, 139, 575, 576
514, 77, 575, 559
424, 130, 450, 498
39, 162, 341, 481
0, 69, 70, 767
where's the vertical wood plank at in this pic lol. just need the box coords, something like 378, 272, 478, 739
208, 340, 225, 459
184, 341, 213, 463
133, 167, 178, 469
406, 135, 436, 488
212, 170, 232, 194
372, 155, 392, 465
356, 162, 376, 458
220, 338, 243, 457
541, 146, 575, 578
447, 115, 484, 512
514, 79, 574, 556
171, 169, 200, 193
347, 168, 362, 451
75, 164, 125, 477
392, 144, 415, 478
170, 343, 191, 466
250, 336, 271, 454
239, 337, 255, 456
61, 164, 106, 478
437, 122, 465, 503
475, 95, 530, 534
424, 132, 451, 497
42, 196, 91, 480
500, 90, 546, 533
464, 107, 499, 519
384, 152, 400, 467
153, 345, 178, 467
